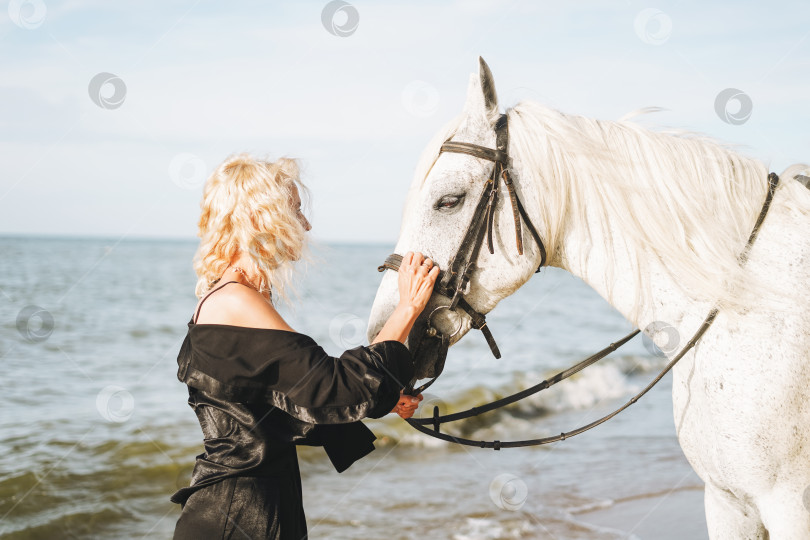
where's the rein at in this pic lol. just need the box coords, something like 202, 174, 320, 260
378, 111, 781, 448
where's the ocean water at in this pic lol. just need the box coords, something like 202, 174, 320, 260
0, 236, 707, 539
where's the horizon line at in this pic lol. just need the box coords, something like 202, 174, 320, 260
0, 231, 396, 246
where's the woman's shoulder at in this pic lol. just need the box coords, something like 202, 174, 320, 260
194, 282, 296, 332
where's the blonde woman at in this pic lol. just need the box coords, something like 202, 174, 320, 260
171, 154, 436, 539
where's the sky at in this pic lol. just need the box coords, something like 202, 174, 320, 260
0, 0, 808, 243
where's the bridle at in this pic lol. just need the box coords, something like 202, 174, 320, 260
377, 111, 781, 449
378, 113, 546, 394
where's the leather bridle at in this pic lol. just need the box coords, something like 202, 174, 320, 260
377, 111, 781, 449
378, 113, 546, 394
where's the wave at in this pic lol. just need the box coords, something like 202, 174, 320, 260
0, 507, 126, 540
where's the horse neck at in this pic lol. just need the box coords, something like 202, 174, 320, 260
555, 198, 703, 332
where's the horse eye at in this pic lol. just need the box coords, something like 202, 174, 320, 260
436, 194, 464, 210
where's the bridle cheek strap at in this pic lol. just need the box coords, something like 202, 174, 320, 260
502, 169, 524, 255
438, 114, 547, 271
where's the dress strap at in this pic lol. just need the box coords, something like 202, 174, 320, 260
193, 281, 240, 324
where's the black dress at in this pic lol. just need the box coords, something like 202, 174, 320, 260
171, 281, 414, 540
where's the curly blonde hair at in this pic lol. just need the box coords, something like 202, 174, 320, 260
193, 153, 310, 303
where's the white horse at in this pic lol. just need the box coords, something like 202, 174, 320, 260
367, 58, 810, 538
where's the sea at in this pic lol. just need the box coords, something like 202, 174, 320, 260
0, 236, 708, 539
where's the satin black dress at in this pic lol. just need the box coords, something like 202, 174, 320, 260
171, 281, 414, 540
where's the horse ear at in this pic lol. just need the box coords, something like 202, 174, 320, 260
461, 57, 499, 119
478, 56, 498, 112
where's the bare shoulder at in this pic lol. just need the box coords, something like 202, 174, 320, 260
194, 283, 295, 331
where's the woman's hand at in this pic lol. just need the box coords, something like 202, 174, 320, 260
397, 251, 440, 312
391, 391, 423, 419
371, 251, 439, 345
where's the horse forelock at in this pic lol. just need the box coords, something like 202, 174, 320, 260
401, 114, 465, 222
404, 108, 502, 219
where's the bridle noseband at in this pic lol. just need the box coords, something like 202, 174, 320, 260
378, 113, 547, 393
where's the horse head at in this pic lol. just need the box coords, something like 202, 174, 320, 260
367, 58, 545, 380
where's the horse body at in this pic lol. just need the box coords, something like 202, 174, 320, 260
367, 58, 810, 537
560, 158, 810, 538
672, 193, 810, 538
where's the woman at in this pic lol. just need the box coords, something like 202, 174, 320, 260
171, 153, 437, 539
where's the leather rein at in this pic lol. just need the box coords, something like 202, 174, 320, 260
378, 112, 781, 449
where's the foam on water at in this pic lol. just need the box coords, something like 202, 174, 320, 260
451, 516, 535, 539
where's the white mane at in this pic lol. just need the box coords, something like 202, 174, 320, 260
506, 101, 799, 317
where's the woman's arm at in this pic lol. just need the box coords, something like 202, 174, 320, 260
183, 252, 437, 421
371, 251, 438, 419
